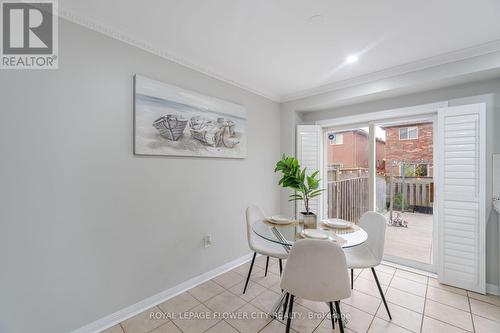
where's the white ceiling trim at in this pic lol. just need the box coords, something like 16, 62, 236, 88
60, 9, 281, 102
281, 39, 500, 102
60, 9, 500, 104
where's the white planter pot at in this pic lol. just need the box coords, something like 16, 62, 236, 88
301, 212, 317, 229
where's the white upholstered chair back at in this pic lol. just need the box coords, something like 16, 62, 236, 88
358, 211, 387, 264
280, 239, 351, 302
245, 205, 264, 252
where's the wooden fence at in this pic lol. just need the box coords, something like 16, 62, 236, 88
327, 177, 369, 223
327, 176, 433, 222
389, 177, 434, 209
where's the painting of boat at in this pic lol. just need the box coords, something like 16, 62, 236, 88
152, 114, 188, 141
189, 116, 239, 148
134, 75, 246, 158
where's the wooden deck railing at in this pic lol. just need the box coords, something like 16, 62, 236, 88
327, 176, 433, 222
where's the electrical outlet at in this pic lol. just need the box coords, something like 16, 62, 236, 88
204, 234, 212, 248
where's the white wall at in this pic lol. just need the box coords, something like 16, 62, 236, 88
280, 78, 500, 289
0, 19, 281, 333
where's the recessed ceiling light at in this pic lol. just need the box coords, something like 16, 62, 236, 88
345, 54, 359, 64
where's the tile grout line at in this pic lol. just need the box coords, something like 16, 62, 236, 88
310, 318, 325, 333
387, 284, 426, 298
379, 268, 435, 333
257, 319, 274, 333
188, 279, 229, 304
467, 292, 476, 333
426, 283, 469, 297
203, 288, 251, 315
422, 297, 478, 333
422, 314, 475, 332
150, 318, 183, 333
169, 319, 184, 333
383, 300, 423, 316
157, 283, 228, 333
468, 295, 500, 310
223, 319, 243, 333
309, 310, 326, 333
340, 293, 381, 317
467, 292, 500, 306
425, 295, 474, 313
419, 275, 429, 333
143, 308, 179, 333
469, 311, 500, 324
200, 317, 224, 333
120, 306, 170, 333
366, 267, 396, 332
200, 277, 249, 333
388, 273, 481, 316
223, 299, 270, 333
227, 287, 263, 303
223, 299, 251, 332
166, 297, 212, 333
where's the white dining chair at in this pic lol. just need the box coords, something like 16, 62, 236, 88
243, 205, 288, 294
280, 239, 351, 333
345, 211, 392, 319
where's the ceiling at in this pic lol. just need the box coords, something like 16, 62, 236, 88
61, 0, 500, 102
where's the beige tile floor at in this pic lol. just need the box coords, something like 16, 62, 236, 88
101, 258, 500, 333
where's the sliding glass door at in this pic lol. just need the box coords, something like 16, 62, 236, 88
374, 121, 435, 272
323, 119, 437, 272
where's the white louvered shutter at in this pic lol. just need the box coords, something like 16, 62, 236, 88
437, 103, 486, 293
296, 125, 323, 218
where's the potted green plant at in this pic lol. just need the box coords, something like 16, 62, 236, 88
274, 154, 324, 229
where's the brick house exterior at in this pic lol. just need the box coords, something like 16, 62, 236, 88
327, 129, 386, 170
383, 122, 433, 176
327, 123, 433, 177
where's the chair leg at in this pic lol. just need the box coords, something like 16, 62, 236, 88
243, 252, 256, 294
328, 302, 335, 329
282, 292, 289, 320
279, 259, 283, 276
286, 294, 295, 333
335, 301, 344, 333
264, 256, 269, 277
371, 267, 392, 319
351, 269, 354, 289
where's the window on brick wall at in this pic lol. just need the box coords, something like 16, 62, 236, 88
399, 163, 428, 177
399, 126, 418, 140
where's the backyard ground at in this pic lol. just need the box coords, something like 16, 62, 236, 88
383, 212, 433, 264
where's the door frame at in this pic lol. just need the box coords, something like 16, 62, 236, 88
316, 102, 447, 273
373, 114, 438, 273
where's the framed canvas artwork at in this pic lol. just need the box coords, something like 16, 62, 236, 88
134, 75, 247, 158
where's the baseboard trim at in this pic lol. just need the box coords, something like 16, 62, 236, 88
486, 283, 499, 296
71, 252, 255, 333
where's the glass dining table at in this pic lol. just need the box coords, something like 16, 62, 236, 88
252, 219, 368, 252
251, 218, 368, 319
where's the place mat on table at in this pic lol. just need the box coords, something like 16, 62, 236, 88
264, 219, 299, 227
320, 224, 360, 235
295, 230, 348, 246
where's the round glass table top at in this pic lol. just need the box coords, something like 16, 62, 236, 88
252, 219, 368, 248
